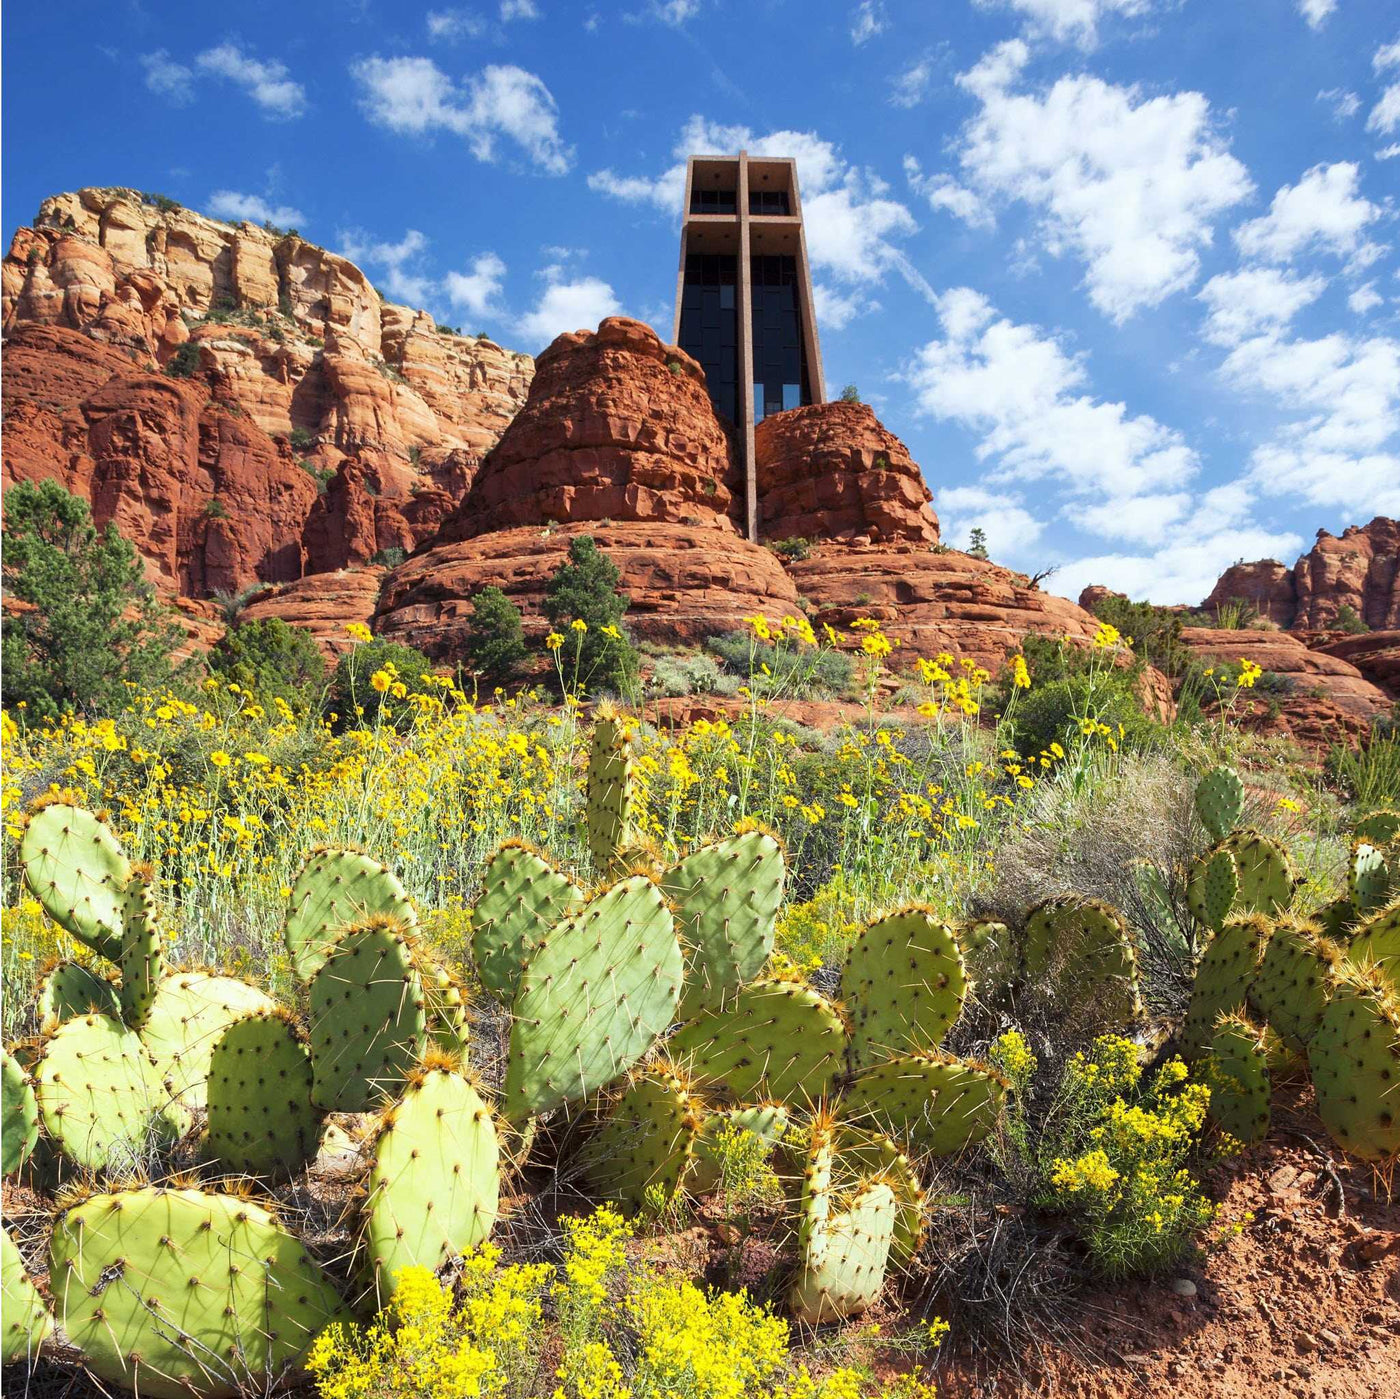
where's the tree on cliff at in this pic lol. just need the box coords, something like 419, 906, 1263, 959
464, 586, 528, 682
543, 536, 639, 697
1, 479, 184, 722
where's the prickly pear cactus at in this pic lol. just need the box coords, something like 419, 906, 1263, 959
309, 919, 427, 1112
581, 1065, 699, 1213
206, 1010, 321, 1178
1195, 765, 1245, 843
362, 1063, 500, 1301
1023, 896, 1141, 1030
840, 1051, 1006, 1157
19, 801, 128, 960
49, 1185, 350, 1399
1200, 848, 1240, 933
1346, 897, 1399, 992
585, 708, 636, 875
470, 840, 583, 1001
421, 960, 472, 1061
1180, 912, 1270, 1060
1308, 964, 1400, 1163
1205, 1012, 1271, 1145
663, 825, 786, 1019
667, 978, 848, 1106
33, 1013, 170, 1172
1313, 897, 1359, 942
841, 907, 966, 1069
1247, 917, 1340, 1052
504, 875, 683, 1120
1226, 830, 1294, 915
285, 847, 416, 982
1348, 841, 1394, 917
689, 1102, 789, 1196
2, 1047, 39, 1176
831, 1122, 927, 1265
2, 1225, 52, 1365
118, 869, 165, 1030
34, 959, 120, 1033
1353, 810, 1400, 846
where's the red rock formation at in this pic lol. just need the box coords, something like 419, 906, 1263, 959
240, 569, 386, 658
437, 317, 740, 543
1078, 584, 1126, 612
1311, 630, 1400, 702
375, 523, 800, 656
754, 401, 938, 546
1202, 559, 1298, 626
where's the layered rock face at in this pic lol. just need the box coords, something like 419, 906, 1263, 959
755, 401, 938, 546
240, 569, 385, 658
2, 187, 532, 595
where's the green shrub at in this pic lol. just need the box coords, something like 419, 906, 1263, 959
838, 384, 861, 403
463, 586, 528, 681
767, 537, 811, 562
326, 638, 439, 731
705, 631, 854, 699
371, 547, 408, 568
1090, 596, 1188, 677
289, 427, 315, 452
1009, 673, 1160, 758
207, 618, 327, 714
643, 651, 738, 699
165, 342, 201, 378
1334, 604, 1369, 635
543, 536, 639, 697
967, 527, 989, 560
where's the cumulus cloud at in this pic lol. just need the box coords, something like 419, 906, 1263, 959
813, 284, 877, 330
850, 1, 886, 45
500, 0, 540, 18
206, 191, 306, 228
972, 0, 1154, 49
925, 41, 1252, 321
196, 43, 306, 119
905, 157, 994, 228
140, 50, 194, 104
1297, 0, 1336, 30
1349, 282, 1384, 315
1317, 88, 1360, 121
516, 272, 621, 346
337, 228, 438, 306
936, 486, 1045, 555
1196, 267, 1326, 347
1232, 162, 1384, 266
648, 0, 702, 24
444, 252, 508, 318
352, 56, 573, 173
890, 58, 934, 109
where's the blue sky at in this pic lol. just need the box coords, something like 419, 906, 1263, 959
3, 0, 1398, 604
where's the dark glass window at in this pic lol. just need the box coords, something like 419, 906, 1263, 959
690, 187, 737, 214
748, 189, 791, 215
749, 254, 810, 421
679, 252, 739, 424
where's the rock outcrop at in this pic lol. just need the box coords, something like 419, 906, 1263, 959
754, 401, 939, 546
240, 569, 386, 658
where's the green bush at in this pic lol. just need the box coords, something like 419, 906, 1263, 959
165, 342, 201, 378
643, 651, 738, 699
463, 586, 528, 681
1091, 595, 1187, 676
207, 618, 327, 714
326, 638, 439, 731
543, 536, 639, 697
289, 427, 316, 452
1009, 673, 1160, 758
767, 537, 811, 562
1, 480, 185, 723
1334, 604, 1369, 635
838, 384, 861, 403
705, 631, 854, 699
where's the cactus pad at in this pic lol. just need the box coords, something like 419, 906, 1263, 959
667, 978, 848, 1106
580, 1066, 699, 1212
830, 1122, 927, 1265
1314, 897, 1359, 942
841, 907, 966, 1069
1349, 842, 1393, 917
206, 1011, 320, 1178
49, 1185, 349, 1399
1346, 897, 1400, 992
1247, 917, 1340, 1051
285, 847, 415, 982
663, 827, 786, 1019
421, 960, 472, 1061
1308, 965, 1400, 1162
1206, 1013, 1271, 1145
362, 1065, 500, 1300
19, 802, 128, 960
585, 710, 636, 874
470, 841, 582, 1000
1353, 810, 1400, 846
118, 871, 165, 1030
34, 1013, 169, 1172
1023, 896, 1141, 1030
1195, 765, 1245, 843
35, 959, 120, 1033
840, 1052, 1006, 1156
504, 875, 682, 1119
1225, 830, 1294, 914
309, 921, 427, 1111
2, 1047, 39, 1176
2, 1226, 51, 1365
1200, 848, 1240, 932
689, 1102, 789, 1196
1180, 913, 1270, 1060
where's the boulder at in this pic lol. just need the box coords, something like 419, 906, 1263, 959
240, 569, 386, 658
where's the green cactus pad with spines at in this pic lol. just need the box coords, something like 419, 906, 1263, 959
841, 907, 966, 1070
689, 1102, 789, 1196
1023, 896, 1141, 1030
2, 1047, 39, 1176
840, 1052, 1007, 1156
1314, 897, 1359, 942
117, 872, 164, 1030
1195, 765, 1245, 844
1206, 1013, 1271, 1145
142, 972, 277, 1128
504, 875, 682, 1120
309, 921, 427, 1112
1308, 964, 1400, 1162
1226, 829, 1294, 914
580, 1066, 698, 1213
49, 1185, 350, 1399
1180, 913, 1270, 1060
19, 802, 128, 960
470, 841, 583, 1001
1349, 842, 1393, 917
422, 961, 472, 1061
34, 1013, 169, 1172
362, 1065, 500, 1301
831, 1122, 926, 1265
667, 978, 848, 1106
1346, 897, 1400, 993
1201, 848, 1240, 932
206, 1011, 320, 1179
2, 1225, 52, 1365
34, 959, 121, 1033
285, 847, 416, 982
1353, 810, 1400, 845
1247, 917, 1340, 1052
585, 711, 636, 874
959, 919, 1017, 991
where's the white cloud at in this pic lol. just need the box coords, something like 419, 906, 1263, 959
206, 191, 306, 228
1349, 282, 1383, 314
196, 43, 306, 119
501, 0, 540, 18
1196, 267, 1326, 347
649, 0, 701, 23
936, 486, 1045, 556
516, 272, 621, 346
890, 58, 933, 109
972, 0, 1153, 49
1297, 0, 1336, 30
1369, 37, 1400, 135
1378, 143, 1400, 161
426, 9, 487, 41
140, 50, 194, 104
337, 228, 437, 306
933, 41, 1252, 321
814, 284, 877, 330
850, 1, 885, 45
1233, 162, 1384, 265
352, 57, 573, 173
444, 252, 508, 318
1317, 88, 1361, 121
905, 157, 995, 228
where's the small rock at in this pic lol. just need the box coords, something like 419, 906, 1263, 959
1318, 1328, 1341, 1348
1269, 1165, 1299, 1192
1172, 1278, 1198, 1297
1296, 1333, 1319, 1354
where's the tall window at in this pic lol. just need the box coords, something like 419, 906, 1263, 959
750, 254, 809, 422
679, 252, 739, 424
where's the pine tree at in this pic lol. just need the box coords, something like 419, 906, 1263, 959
464, 586, 528, 680
543, 536, 639, 696
968, 527, 989, 560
